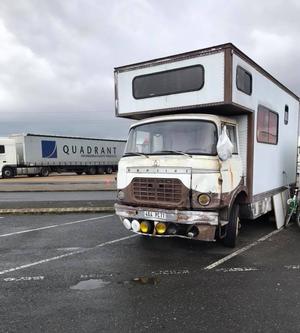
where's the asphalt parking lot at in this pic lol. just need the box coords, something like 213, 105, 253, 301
1, 213, 300, 332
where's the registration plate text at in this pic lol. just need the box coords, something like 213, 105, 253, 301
144, 211, 166, 220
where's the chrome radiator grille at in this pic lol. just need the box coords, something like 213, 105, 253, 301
132, 177, 183, 204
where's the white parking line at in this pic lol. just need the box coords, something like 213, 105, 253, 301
204, 228, 283, 270
0, 214, 114, 238
0, 234, 138, 275
3, 276, 44, 282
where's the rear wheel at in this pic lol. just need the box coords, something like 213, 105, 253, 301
106, 166, 113, 174
2, 167, 14, 178
86, 166, 97, 175
76, 171, 83, 175
96, 167, 105, 175
223, 203, 240, 248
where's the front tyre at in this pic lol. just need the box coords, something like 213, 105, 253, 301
223, 203, 240, 248
2, 167, 15, 178
39, 167, 50, 177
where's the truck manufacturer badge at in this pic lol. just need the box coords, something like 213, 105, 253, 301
41, 140, 57, 158
153, 160, 159, 167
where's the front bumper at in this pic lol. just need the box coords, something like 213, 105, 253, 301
115, 203, 219, 226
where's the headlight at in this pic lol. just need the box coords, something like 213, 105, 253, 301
122, 218, 131, 230
198, 193, 211, 206
117, 190, 125, 200
131, 220, 140, 232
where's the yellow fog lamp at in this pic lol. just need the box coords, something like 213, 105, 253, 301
198, 193, 211, 206
140, 221, 153, 233
155, 222, 167, 235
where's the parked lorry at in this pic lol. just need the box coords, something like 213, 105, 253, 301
0, 133, 126, 178
114, 43, 300, 247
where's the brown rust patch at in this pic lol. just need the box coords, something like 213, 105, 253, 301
194, 225, 216, 241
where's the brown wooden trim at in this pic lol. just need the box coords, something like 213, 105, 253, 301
117, 102, 253, 119
246, 113, 254, 201
252, 185, 292, 203
224, 48, 232, 104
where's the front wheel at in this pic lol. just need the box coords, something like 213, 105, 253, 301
39, 167, 50, 177
2, 167, 15, 178
223, 203, 240, 248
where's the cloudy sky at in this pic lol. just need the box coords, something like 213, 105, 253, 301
0, 0, 299, 140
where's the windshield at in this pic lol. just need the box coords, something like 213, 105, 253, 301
125, 120, 218, 156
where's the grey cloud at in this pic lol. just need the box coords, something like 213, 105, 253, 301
0, 0, 299, 139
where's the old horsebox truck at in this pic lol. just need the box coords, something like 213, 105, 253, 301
0, 133, 125, 178
114, 43, 300, 247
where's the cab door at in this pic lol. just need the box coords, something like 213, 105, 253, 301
219, 123, 243, 195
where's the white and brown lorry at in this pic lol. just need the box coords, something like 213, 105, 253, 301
114, 43, 299, 247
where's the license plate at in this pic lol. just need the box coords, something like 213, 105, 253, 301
144, 211, 166, 220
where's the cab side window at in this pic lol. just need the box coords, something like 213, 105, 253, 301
0, 145, 5, 154
226, 125, 238, 154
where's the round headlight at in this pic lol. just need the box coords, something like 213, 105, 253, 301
122, 218, 131, 230
155, 222, 167, 234
117, 191, 125, 200
131, 220, 140, 232
198, 193, 211, 206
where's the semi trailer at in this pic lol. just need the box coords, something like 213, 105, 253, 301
0, 133, 125, 178
114, 43, 300, 247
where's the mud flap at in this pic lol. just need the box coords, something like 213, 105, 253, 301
273, 189, 289, 229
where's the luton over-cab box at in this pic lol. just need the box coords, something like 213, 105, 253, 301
114, 43, 299, 119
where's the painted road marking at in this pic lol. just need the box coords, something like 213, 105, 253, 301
3, 276, 44, 282
151, 269, 190, 276
0, 234, 138, 276
285, 265, 300, 270
215, 267, 259, 272
204, 228, 283, 270
0, 214, 114, 238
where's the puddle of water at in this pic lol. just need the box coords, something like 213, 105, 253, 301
70, 279, 110, 290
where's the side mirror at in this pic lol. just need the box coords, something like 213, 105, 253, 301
217, 125, 233, 162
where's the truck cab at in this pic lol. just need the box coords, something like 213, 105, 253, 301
0, 139, 17, 178
115, 113, 244, 246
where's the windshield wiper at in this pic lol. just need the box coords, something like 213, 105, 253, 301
154, 150, 192, 158
123, 152, 149, 158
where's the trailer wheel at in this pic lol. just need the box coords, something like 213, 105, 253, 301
2, 167, 14, 178
223, 203, 240, 248
96, 167, 105, 175
86, 166, 96, 175
39, 167, 50, 177
76, 171, 83, 175
106, 166, 113, 174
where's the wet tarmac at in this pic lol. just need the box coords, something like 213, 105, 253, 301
1, 213, 300, 332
